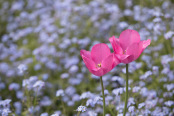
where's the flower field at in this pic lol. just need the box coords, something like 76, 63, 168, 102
0, 0, 174, 116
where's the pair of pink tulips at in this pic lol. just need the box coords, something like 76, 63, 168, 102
80, 29, 151, 116
80, 29, 151, 76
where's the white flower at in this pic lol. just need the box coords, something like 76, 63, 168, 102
88, 111, 97, 116
76, 106, 87, 112
128, 106, 135, 112
51, 111, 61, 116
132, 86, 140, 93
33, 80, 45, 90
56, 89, 64, 97
164, 101, 174, 107
112, 88, 124, 96
138, 102, 145, 109
164, 31, 174, 39
18, 64, 27, 74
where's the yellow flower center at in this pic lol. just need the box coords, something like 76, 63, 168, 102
97, 63, 102, 67
123, 50, 127, 54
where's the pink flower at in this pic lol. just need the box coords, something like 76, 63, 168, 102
80, 43, 120, 76
109, 29, 151, 64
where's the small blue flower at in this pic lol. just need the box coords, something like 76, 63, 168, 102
56, 89, 64, 97
76, 106, 87, 112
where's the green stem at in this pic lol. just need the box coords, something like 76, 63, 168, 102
61, 98, 66, 115
123, 64, 129, 116
168, 39, 173, 55
77, 111, 81, 116
34, 88, 38, 107
100, 76, 106, 116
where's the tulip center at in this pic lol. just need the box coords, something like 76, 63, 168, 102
97, 63, 102, 67
123, 50, 127, 54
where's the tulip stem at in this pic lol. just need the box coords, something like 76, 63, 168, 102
100, 76, 106, 116
123, 64, 129, 116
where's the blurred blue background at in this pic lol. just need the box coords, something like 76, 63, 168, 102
0, 0, 174, 116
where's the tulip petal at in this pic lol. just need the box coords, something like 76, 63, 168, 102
109, 36, 123, 54
119, 29, 140, 51
121, 55, 134, 64
137, 39, 151, 58
121, 39, 151, 64
101, 54, 115, 73
115, 54, 130, 61
142, 39, 151, 49
113, 55, 121, 67
80, 50, 91, 59
126, 43, 140, 60
81, 55, 97, 71
91, 68, 104, 76
91, 43, 111, 64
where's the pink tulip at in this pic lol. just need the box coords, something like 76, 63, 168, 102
109, 29, 151, 64
80, 43, 120, 76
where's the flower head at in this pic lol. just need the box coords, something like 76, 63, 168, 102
109, 29, 151, 64
76, 106, 87, 112
80, 43, 120, 76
